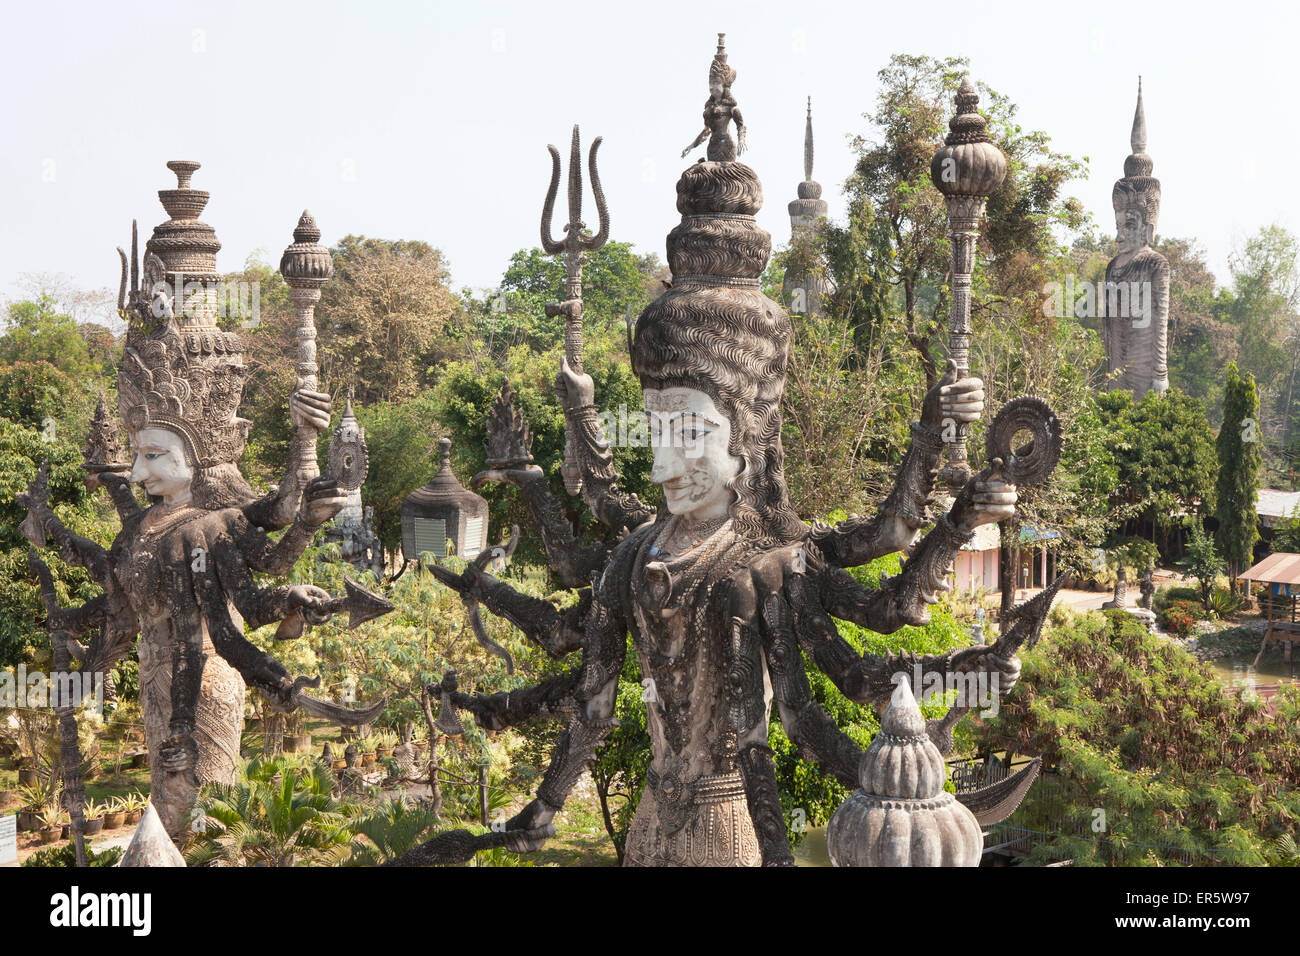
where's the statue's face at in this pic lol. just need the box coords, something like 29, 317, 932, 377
644, 387, 742, 522
1117, 208, 1147, 251
129, 427, 193, 506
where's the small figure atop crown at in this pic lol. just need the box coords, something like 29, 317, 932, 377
681, 33, 747, 162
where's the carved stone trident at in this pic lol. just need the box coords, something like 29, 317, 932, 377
540, 125, 609, 495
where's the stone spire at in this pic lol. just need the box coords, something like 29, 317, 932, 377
783, 98, 830, 318
803, 96, 814, 183
788, 97, 828, 232
1130, 76, 1147, 155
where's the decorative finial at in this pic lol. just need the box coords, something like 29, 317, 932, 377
439, 437, 452, 469
1130, 76, 1147, 155
804, 96, 815, 183
166, 160, 200, 191
293, 209, 322, 245
280, 210, 333, 289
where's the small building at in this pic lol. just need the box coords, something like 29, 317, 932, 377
400, 438, 489, 562
949, 523, 1059, 594
1256, 488, 1300, 531
1238, 552, 1300, 663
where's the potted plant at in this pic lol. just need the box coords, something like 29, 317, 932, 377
331, 743, 348, 771
83, 800, 105, 836
123, 792, 146, 825
375, 731, 398, 759
281, 712, 312, 754
359, 735, 378, 767
102, 796, 127, 831
15, 786, 44, 832
38, 806, 62, 844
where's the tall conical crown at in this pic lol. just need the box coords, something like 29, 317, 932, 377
118, 162, 248, 468
1112, 78, 1161, 229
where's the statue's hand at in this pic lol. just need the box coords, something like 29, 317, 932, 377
159, 732, 198, 777
554, 357, 595, 414
288, 585, 332, 624
290, 388, 332, 432
922, 360, 984, 433
952, 460, 1017, 533
301, 475, 346, 526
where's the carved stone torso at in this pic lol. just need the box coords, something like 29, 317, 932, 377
1103, 245, 1170, 398
615, 518, 763, 866
114, 505, 246, 836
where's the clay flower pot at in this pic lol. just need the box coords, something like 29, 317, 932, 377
83, 818, 104, 836
103, 811, 126, 830
126, 809, 143, 825
39, 825, 60, 844
17, 769, 38, 788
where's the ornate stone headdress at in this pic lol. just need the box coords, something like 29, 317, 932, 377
633, 43, 800, 543
117, 161, 249, 469
1111, 78, 1161, 232
708, 33, 736, 90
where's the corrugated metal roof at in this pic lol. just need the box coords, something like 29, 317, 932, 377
1240, 551, 1300, 584
1257, 488, 1300, 520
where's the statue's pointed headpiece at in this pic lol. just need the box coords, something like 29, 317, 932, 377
1112, 77, 1161, 230
117, 161, 249, 469
708, 32, 736, 89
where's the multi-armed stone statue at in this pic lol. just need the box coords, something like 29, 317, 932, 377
1102, 79, 1170, 398
394, 43, 1062, 867
18, 162, 388, 841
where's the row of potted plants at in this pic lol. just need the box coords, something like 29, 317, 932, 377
325, 731, 425, 770
15, 789, 148, 843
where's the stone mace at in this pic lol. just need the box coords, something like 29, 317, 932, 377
929, 77, 1006, 492
541, 125, 609, 495
280, 211, 334, 491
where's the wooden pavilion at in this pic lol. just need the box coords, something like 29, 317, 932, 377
1239, 552, 1300, 666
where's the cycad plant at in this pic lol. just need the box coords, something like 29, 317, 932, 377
185, 755, 356, 867
343, 796, 441, 866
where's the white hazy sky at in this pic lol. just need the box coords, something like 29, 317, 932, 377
2, 0, 1296, 310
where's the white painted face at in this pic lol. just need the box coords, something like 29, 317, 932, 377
129, 427, 194, 507
644, 387, 742, 522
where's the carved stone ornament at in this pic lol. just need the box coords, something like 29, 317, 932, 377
827, 679, 982, 866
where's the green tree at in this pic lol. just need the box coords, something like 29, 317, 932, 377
1180, 520, 1226, 612
982, 610, 1300, 865
1216, 362, 1262, 586
1096, 388, 1217, 552
315, 237, 463, 405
